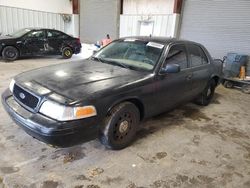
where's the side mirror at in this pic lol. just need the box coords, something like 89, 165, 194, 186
160, 64, 180, 74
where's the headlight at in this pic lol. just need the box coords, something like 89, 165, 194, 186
9, 79, 15, 92
39, 100, 97, 121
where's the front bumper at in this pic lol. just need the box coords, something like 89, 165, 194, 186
1, 89, 99, 147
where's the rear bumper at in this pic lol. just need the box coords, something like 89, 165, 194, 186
73, 44, 81, 54
1, 89, 99, 147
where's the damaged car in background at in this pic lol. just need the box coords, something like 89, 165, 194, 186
0, 28, 81, 61
2, 37, 222, 149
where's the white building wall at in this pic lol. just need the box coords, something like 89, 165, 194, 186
123, 0, 174, 15
120, 0, 177, 38
0, 0, 72, 14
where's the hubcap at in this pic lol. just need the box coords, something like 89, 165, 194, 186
7, 51, 15, 58
65, 50, 71, 56
113, 112, 132, 141
119, 120, 129, 133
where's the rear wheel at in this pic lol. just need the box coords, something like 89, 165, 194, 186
223, 80, 234, 88
241, 85, 250, 94
62, 47, 73, 59
2, 46, 19, 61
195, 79, 216, 106
99, 102, 140, 150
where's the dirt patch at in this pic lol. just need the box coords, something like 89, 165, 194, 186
192, 135, 201, 145
151, 180, 169, 188
6, 135, 15, 140
101, 176, 124, 185
185, 120, 249, 142
51, 145, 85, 163
137, 152, 167, 163
76, 175, 91, 181
0, 166, 19, 174
176, 174, 188, 183
191, 159, 210, 166
87, 185, 100, 188
155, 152, 168, 160
88, 168, 104, 178
181, 106, 211, 121
126, 182, 139, 188
74, 186, 84, 188
41, 180, 59, 188
244, 180, 250, 187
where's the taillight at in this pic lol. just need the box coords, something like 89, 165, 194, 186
76, 38, 81, 44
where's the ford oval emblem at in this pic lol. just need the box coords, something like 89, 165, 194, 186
19, 92, 26, 99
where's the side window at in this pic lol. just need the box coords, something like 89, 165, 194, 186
164, 44, 188, 69
47, 30, 66, 39
188, 44, 203, 67
26, 30, 45, 38
199, 47, 209, 64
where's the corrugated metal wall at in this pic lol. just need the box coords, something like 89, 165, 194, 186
120, 15, 174, 37
180, 0, 250, 59
0, 5, 65, 35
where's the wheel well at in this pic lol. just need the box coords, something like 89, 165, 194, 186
2, 45, 19, 54
126, 99, 144, 120
212, 76, 220, 86
109, 98, 145, 121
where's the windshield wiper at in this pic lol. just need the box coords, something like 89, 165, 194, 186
91, 57, 129, 69
108, 60, 129, 69
90, 56, 104, 63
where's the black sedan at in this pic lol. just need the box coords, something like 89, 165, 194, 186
0, 28, 81, 61
2, 37, 222, 149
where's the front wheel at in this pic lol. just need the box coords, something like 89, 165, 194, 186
62, 47, 73, 59
2, 46, 19, 61
195, 79, 216, 106
99, 102, 140, 150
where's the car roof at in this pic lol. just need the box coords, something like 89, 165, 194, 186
119, 36, 197, 45
23, 27, 60, 32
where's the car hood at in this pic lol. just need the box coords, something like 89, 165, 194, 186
0, 35, 15, 40
15, 60, 150, 102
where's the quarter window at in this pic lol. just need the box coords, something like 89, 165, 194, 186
188, 44, 209, 67
199, 48, 209, 64
188, 44, 202, 67
47, 30, 66, 39
164, 44, 188, 69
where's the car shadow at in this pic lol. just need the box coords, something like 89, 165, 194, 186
135, 93, 223, 143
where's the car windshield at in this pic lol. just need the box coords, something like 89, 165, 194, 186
9, 28, 31, 37
93, 39, 164, 72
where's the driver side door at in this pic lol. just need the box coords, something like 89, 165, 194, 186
153, 43, 193, 113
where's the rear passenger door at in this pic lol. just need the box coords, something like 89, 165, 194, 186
187, 43, 211, 95
46, 30, 68, 54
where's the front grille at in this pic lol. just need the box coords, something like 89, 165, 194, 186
13, 84, 39, 110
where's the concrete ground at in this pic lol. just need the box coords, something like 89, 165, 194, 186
0, 55, 250, 188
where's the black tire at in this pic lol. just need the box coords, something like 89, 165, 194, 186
241, 85, 250, 94
195, 79, 216, 106
99, 102, 140, 150
62, 47, 73, 59
223, 80, 234, 88
2, 46, 19, 61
